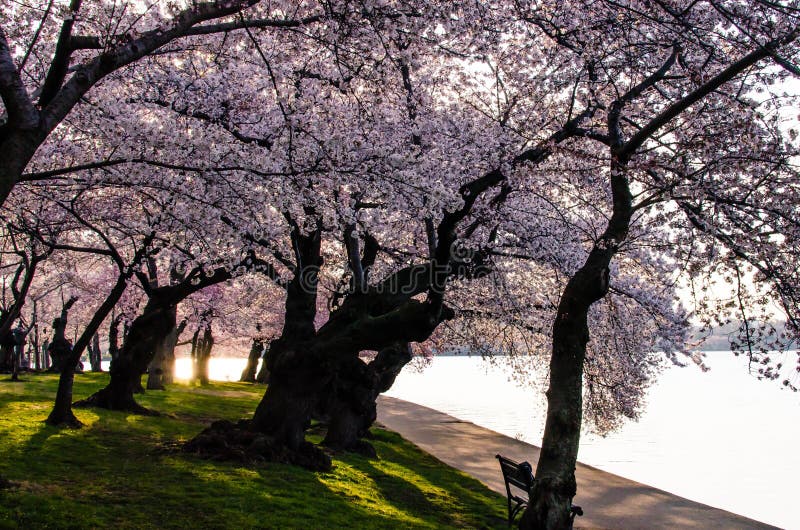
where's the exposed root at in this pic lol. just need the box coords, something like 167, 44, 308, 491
44, 411, 83, 429
74, 388, 160, 416
184, 419, 332, 471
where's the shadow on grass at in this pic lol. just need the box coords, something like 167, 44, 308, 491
1, 374, 506, 529
365, 429, 506, 528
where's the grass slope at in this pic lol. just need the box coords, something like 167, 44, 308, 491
0, 373, 506, 529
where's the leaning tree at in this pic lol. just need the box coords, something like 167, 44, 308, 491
465, 2, 800, 528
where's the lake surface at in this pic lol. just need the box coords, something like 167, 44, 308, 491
170, 352, 800, 529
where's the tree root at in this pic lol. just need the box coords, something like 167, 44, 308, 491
73, 388, 160, 416
184, 419, 332, 471
45, 410, 83, 429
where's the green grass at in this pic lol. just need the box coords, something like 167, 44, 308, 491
0, 373, 506, 529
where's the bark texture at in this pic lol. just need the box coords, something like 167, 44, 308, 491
322, 342, 412, 454
520, 161, 632, 529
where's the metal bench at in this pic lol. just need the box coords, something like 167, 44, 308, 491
495, 454, 583, 527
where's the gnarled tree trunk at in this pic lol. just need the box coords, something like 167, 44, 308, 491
248, 227, 321, 443
250, 345, 319, 449
323, 342, 412, 454
108, 315, 122, 362
9, 329, 25, 381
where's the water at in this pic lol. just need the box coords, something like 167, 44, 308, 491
385, 353, 800, 530
157, 352, 799, 529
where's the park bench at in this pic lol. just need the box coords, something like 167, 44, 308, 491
495, 454, 583, 528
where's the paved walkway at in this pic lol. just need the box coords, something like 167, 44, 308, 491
377, 396, 776, 530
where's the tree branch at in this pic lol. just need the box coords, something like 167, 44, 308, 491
39, 0, 265, 133
619, 30, 800, 160
38, 0, 83, 108
0, 27, 39, 130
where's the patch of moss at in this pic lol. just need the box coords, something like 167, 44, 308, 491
0, 373, 506, 529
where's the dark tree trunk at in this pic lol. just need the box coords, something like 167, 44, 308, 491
47, 272, 134, 426
146, 306, 177, 390
520, 286, 593, 530
186, 226, 329, 467
240, 336, 264, 383
0, 345, 10, 372
0, 124, 45, 207
520, 162, 633, 530
145, 353, 165, 390
49, 365, 81, 426
249, 227, 322, 435
185, 347, 332, 470
250, 355, 319, 450
89, 333, 102, 372
33, 330, 40, 371
45, 296, 80, 426
195, 324, 213, 385
108, 315, 121, 362
0, 257, 40, 345
162, 318, 185, 385
190, 327, 200, 381
323, 342, 412, 454
75, 297, 173, 414
41, 339, 50, 370
9, 327, 27, 380
371, 342, 414, 396
10, 342, 19, 381
46, 297, 77, 374
32, 307, 41, 370
320, 354, 376, 455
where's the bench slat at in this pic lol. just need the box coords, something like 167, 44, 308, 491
496, 454, 583, 528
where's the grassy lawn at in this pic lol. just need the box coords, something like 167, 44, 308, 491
0, 373, 506, 529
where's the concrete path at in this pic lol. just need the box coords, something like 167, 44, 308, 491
377, 396, 777, 530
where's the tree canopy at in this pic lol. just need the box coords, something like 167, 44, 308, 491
2, 1, 799, 529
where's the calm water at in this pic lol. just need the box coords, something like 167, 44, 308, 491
386, 353, 800, 530
166, 352, 799, 529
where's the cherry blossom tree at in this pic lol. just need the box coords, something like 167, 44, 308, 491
3, 3, 799, 529
0, 0, 364, 205
476, 2, 800, 527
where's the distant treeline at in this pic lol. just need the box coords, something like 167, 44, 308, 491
694, 321, 792, 352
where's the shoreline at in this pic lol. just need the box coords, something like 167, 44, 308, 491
377, 395, 777, 530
